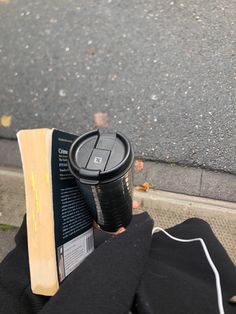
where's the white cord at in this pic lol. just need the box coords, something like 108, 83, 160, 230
152, 226, 225, 314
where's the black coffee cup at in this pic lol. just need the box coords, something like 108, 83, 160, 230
68, 129, 134, 232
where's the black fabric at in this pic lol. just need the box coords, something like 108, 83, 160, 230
134, 218, 236, 314
0, 216, 50, 314
40, 213, 153, 314
0, 213, 235, 314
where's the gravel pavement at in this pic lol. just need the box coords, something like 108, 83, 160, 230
0, 0, 235, 173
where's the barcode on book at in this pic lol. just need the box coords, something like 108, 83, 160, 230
58, 228, 94, 282
86, 234, 94, 253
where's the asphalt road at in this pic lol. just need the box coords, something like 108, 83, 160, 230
0, 0, 235, 173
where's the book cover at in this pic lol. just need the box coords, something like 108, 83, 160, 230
17, 128, 94, 295
51, 129, 94, 283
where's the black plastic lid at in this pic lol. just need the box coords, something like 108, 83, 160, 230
68, 129, 134, 184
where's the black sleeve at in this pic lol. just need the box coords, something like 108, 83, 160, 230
134, 218, 236, 314
39, 212, 153, 314
2, 215, 235, 314
0, 216, 50, 314
0, 213, 153, 314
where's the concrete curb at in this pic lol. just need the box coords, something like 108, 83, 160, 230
1, 166, 235, 227
134, 189, 236, 213
1, 138, 236, 202
134, 191, 236, 212
0, 167, 235, 264
134, 161, 236, 202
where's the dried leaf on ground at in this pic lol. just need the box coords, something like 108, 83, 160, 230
135, 181, 151, 192
94, 112, 109, 127
134, 159, 144, 172
86, 47, 96, 56
0, 115, 12, 127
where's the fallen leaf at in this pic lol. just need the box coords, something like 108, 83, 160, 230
94, 112, 109, 127
86, 47, 96, 56
135, 181, 151, 192
1, 115, 12, 127
134, 159, 144, 172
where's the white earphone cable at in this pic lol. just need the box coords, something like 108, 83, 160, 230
152, 226, 225, 314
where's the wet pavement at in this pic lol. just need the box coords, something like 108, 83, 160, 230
0, 0, 235, 173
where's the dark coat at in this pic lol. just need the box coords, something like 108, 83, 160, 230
0, 213, 235, 314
